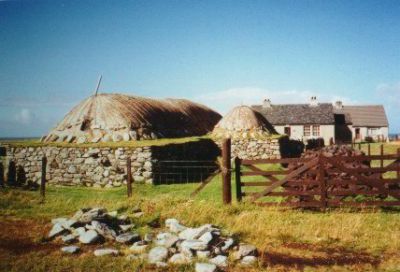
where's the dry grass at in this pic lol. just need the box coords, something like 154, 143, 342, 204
1, 142, 400, 271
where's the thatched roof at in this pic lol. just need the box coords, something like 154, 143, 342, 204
43, 93, 221, 143
212, 106, 276, 139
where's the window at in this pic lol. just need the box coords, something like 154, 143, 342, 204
313, 125, 320, 136
304, 125, 311, 136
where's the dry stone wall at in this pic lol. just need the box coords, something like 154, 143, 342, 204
4, 146, 153, 187
231, 137, 282, 160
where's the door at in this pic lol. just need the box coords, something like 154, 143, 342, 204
284, 126, 291, 137
355, 128, 361, 140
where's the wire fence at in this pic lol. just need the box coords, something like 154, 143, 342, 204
152, 160, 219, 185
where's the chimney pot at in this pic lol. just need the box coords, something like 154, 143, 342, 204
263, 99, 272, 109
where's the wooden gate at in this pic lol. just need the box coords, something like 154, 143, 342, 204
235, 151, 400, 209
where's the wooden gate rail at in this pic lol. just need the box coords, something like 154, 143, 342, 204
235, 149, 400, 209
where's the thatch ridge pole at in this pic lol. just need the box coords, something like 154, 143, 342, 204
94, 75, 102, 96
221, 138, 232, 204
127, 157, 132, 198
40, 156, 47, 200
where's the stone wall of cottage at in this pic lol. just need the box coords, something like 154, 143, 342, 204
231, 138, 282, 160
0, 136, 301, 187
3, 146, 153, 187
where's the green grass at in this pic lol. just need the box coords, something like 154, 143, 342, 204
1, 143, 400, 271
0, 136, 208, 148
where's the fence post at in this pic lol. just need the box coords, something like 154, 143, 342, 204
358, 142, 361, 150
0, 161, 4, 187
127, 157, 132, 198
318, 153, 327, 211
368, 144, 371, 156
397, 148, 400, 180
221, 138, 232, 204
40, 156, 47, 200
380, 144, 384, 168
234, 157, 242, 202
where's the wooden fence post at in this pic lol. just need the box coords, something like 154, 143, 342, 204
40, 156, 47, 200
234, 157, 242, 202
127, 157, 132, 198
221, 138, 232, 204
318, 154, 327, 211
368, 144, 371, 156
380, 144, 384, 168
0, 161, 4, 187
397, 148, 400, 180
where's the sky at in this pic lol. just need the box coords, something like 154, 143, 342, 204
0, 0, 400, 137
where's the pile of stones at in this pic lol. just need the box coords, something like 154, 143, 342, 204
48, 207, 259, 271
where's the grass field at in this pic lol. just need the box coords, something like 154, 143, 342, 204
1, 142, 400, 271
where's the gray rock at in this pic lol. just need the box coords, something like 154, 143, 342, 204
195, 263, 217, 272
164, 235, 180, 248
94, 248, 119, 257
240, 255, 257, 266
196, 250, 211, 259
148, 246, 168, 264
116, 232, 140, 244
165, 218, 187, 233
180, 239, 208, 251
48, 223, 66, 239
119, 224, 135, 232
129, 244, 148, 254
237, 244, 258, 258
210, 255, 228, 268
79, 230, 99, 244
92, 220, 117, 240
168, 253, 192, 264
179, 225, 213, 240
133, 211, 144, 218
61, 245, 80, 254
61, 219, 78, 230
61, 234, 76, 244
221, 238, 234, 252
133, 176, 144, 183
199, 232, 213, 245
71, 227, 86, 237
76, 207, 107, 223
122, 132, 130, 141
76, 136, 86, 144
67, 165, 77, 174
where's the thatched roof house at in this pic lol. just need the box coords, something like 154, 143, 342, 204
43, 93, 221, 143
212, 105, 276, 139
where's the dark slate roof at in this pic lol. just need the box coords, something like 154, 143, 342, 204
334, 105, 388, 127
251, 103, 335, 125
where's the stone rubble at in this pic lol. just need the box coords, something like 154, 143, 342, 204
49, 208, 259, 270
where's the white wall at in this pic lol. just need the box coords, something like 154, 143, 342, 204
350, 126, 389, 142
275, 124, 334, 145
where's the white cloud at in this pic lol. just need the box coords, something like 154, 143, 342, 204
15, 108, 33, 124
193, 87, 355, 114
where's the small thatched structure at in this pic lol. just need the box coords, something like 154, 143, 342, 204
43, 93, 221, 143
212, 105, 276, 139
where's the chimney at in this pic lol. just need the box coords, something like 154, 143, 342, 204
309, 96, 318, 107
334, 100, 343, 109
263, 99, 272, 109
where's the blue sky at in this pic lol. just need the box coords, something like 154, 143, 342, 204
1, 0, 399, 137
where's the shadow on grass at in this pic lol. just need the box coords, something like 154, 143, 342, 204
261, 242, 380, 269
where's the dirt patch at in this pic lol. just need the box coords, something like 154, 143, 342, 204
261, 242, 380, 270
0, 218, 57, 256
